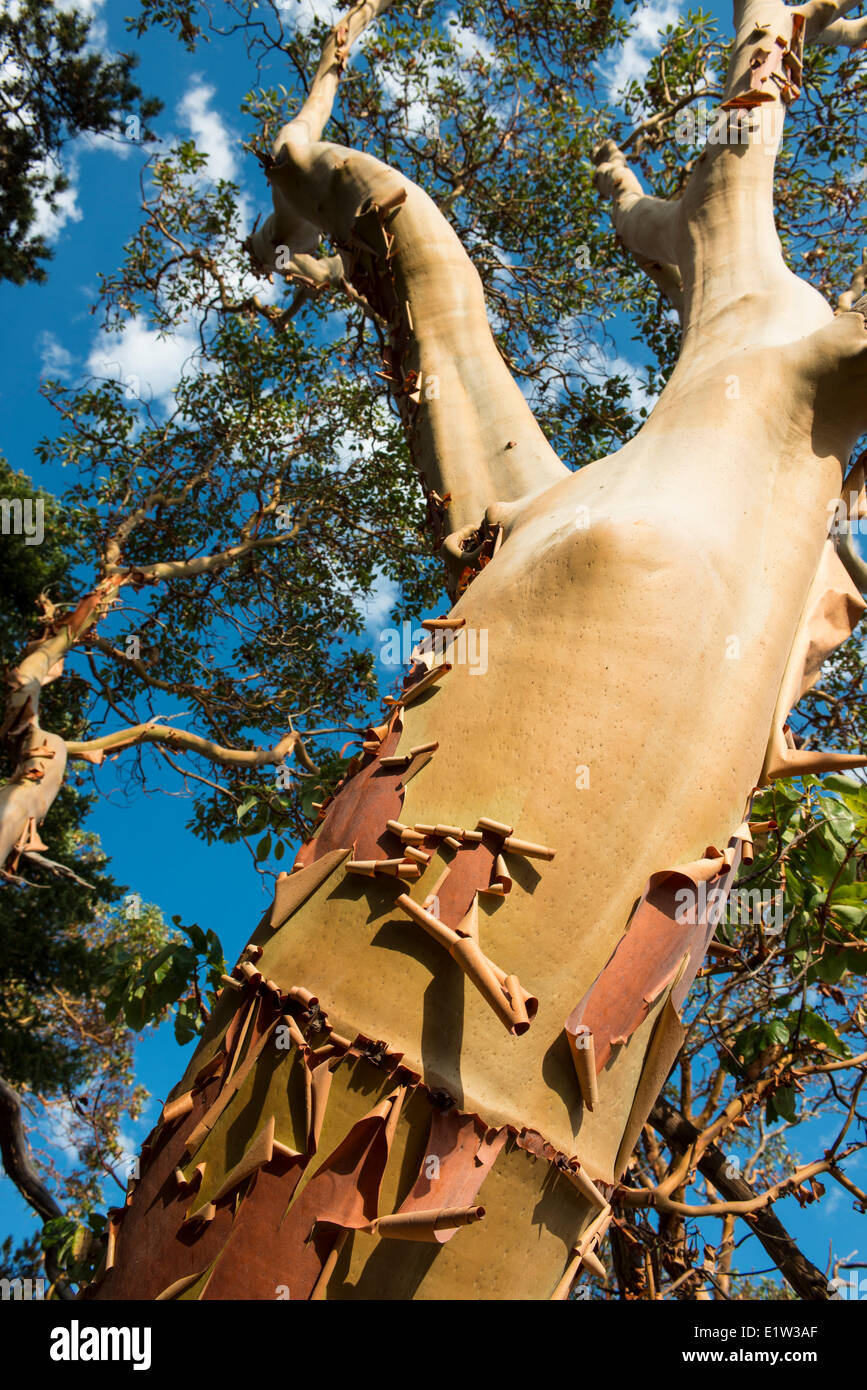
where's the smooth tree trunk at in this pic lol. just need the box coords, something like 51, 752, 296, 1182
88, 0, 867, 1300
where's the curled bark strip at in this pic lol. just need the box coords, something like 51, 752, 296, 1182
565, 826, 747, 1079
185, 1116, 279, 1223
364, 1204, 485, 1241
294, 709, 405, 867
85, 961, 600, 1301
393, 1108, 506, 1244
0, 730, 67, 875
762, 541, 867, 779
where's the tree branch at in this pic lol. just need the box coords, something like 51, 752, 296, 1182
103, 529, 295, 581
594, 140, 682, 270
65, 722, 317, 772
288, 0, 395, 145
20, 851, 96, 890
248, 0, 570, 534
800, 0, 867, 44
836, 527, 867, 593
649, 1097, 829, 1299
0, 1074, 74, 1299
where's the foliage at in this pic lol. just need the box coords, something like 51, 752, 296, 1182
104, 915, 225, 1044
0, 0, 160, 284
0, 458, 172, 1290
38, 135, 441, 854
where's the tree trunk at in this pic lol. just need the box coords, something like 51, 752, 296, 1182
88, 0, 867, 1300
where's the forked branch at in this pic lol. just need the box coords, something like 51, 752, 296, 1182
799, 0, 867, 44
249, 0, 569, 539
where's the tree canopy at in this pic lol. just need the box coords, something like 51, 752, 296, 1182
0, 0, 160, 283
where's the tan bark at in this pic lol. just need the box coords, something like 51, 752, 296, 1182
0, 579, 120, 874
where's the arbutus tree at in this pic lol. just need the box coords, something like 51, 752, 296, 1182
73, 0, 867, 1301
5, 0, 867, 1301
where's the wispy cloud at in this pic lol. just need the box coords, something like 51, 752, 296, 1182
29, 156, 82, 244
359, 571, 400, 633
38, 1100, 82, 1162
447, 13, 496, 69
606, 1, 682, 102
38, 330, 75, 380
178, 80, 239, 182
276, 0, 338, 34
87, 317, 203, 409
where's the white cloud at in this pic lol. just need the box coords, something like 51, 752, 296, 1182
824, 1186, 845, 1217
29, 156, 82, 244
360, 570, 400, 632
87, 318, 202, 409
371, 12, 499, 143
38, 331, 75, 379
595, 348, 655, 418
178, 81, 238, 182
38, 1099, 82, 1162
277, 0, 339, 33
80, 128, 137, 160
606, 1, 682, 102
378, 66, 439, 140
54, 0, 106, 16
447, 14, 496, 69
54, 0, 109, 52
530, 312, 656, 421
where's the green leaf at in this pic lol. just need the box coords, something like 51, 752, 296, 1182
767, 1085, 797, 1123
765, 1019, 792, 1046
810, 949, 848, 984
184, 922, 207, 952
843, 946, 867, 976
790, 1008, 850, 1057
818, 774, 863, 796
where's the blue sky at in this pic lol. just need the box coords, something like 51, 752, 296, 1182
1, 0, 865, 1295
1, 0, 291, 1247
